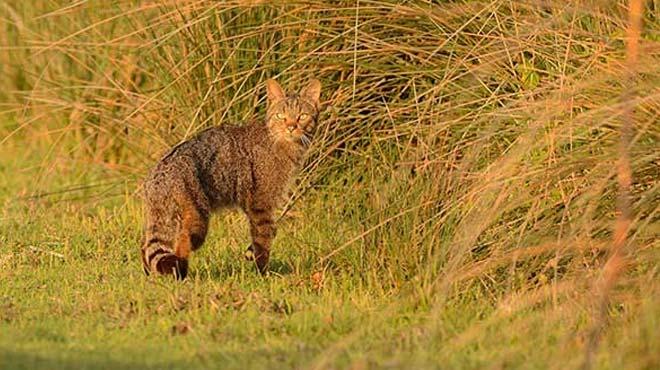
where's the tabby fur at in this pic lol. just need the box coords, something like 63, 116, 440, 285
141, 79, 321, 279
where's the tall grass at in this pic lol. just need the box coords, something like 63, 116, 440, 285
584, 1, 645, 368
1, 0, 659, 367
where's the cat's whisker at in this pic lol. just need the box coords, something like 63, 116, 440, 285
301, 134, 311, 147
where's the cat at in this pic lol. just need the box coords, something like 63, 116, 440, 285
140, 78, 321, 279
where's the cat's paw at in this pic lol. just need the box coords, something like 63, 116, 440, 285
245, 245, 269, 274
244, 244, 255, 261
156, 254, 189, 280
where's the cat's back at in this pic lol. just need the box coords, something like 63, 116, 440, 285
143, 122, 270, 200
150, 122, 262, 169
195, 121, 270, 155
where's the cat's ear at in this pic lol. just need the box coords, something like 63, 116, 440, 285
266, 79, 285, 103
300, 79, 321, 106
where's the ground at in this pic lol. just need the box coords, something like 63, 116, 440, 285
0, 127, 658, 370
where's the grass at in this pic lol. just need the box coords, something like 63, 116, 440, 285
1, 0, 659, 369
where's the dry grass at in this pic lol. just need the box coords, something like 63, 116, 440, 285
1, 1, 659, 369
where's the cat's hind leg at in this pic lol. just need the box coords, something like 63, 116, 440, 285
141, 228, 188, 279
174, 193, 209, 261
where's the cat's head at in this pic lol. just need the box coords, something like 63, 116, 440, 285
265, 78, 321, 147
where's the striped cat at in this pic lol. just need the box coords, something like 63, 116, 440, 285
141, 78, 321, 279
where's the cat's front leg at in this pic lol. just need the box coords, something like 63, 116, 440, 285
245, 207, 276, 274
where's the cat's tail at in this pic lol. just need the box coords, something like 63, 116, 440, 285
141, 237, 188, 280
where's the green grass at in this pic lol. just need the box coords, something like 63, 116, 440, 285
0, 118, 658, 370
1, 1, 659, 369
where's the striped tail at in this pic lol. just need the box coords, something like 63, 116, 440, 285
141, 238, 188, 280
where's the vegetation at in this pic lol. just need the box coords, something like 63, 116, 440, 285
1, 1, 658, 369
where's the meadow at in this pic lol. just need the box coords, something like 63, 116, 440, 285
0, 1, 658, 369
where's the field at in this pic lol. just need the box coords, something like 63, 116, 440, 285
0, 1, 658, 369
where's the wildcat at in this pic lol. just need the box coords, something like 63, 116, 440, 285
141, 78, 321, 279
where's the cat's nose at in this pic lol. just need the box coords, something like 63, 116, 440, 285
287, 126, 295, 133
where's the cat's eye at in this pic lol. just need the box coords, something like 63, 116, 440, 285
298, 113, 309, 121
274, 113, 286, 120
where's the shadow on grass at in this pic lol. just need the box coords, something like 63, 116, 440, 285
268, 259, 294, 276
188, 256, 294, 281
0, 349, 167, 370
0, 346, 308, 370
